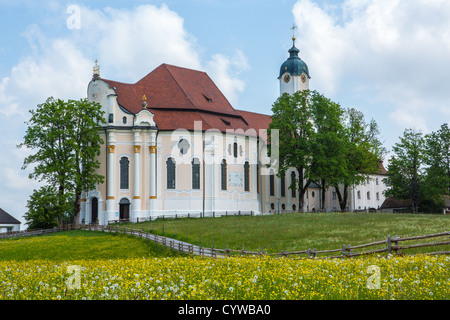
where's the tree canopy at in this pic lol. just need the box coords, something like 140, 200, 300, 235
19, 97, 105, 227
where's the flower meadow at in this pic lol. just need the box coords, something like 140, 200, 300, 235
0, 255, 448, 300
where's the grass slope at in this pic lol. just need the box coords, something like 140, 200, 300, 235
0, 230, 181, 261
133, 212, 450, 254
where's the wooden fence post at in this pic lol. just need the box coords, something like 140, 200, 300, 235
387, 235, 392, 255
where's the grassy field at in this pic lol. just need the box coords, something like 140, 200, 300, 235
0, 212, 449, 300
0, 230, 182, 261
127, 212, 450, 254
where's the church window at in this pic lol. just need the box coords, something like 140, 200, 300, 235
178, 139, 190, 155
280, 173, 285, 197
192, 158, 200, 190
291, 171, 296, 198
312, 191, 315, 198
256, 164, 260, 194
244, 161, 250, 192
119, 157, 129, 189
166, 157, 176, 189
269, 172, 275, 196
221, 159, 227, 190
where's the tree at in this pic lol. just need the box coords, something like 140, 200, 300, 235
333, 108, 384, 212
420, 124, 450, 212
384, 129, 426, 213
268, 90, 314, 212
309, 91, 345, 211
424, 124, 450, 196
24, 186, 69, 229
19, 97, 105, 227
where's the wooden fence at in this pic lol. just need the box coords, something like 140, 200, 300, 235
80, 224, 450, 259
0, 224, 77, 240
2, 223, 449, 259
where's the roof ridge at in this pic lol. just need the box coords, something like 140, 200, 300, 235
162, 64, 197, 110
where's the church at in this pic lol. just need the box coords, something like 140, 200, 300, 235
80, 34, 387, 225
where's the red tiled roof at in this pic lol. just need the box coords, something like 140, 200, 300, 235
102, 63, 239, 116
100, 63, 272, 136
378, 161, 388, 175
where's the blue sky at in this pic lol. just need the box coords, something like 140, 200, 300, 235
1, 0, 450, 226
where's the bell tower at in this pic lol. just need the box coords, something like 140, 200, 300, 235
278, 25, 310, 95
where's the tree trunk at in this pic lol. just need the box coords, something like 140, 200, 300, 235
297, 167, 311, 213
321, 178, 326, 211
334, 184, 349, 212
73, 192, 81, 227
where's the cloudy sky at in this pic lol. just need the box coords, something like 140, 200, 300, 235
1, 0, 449, 226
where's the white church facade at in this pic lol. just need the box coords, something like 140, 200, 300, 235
80, 36, 387, 225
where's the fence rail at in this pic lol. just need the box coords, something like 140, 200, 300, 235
1, 223, 449, 259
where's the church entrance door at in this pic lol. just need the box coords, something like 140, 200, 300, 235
119, 198, 130, 221
91, 197, 98, 224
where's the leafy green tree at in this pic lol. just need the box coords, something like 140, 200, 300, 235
19, 97, 105, 227
421, 124, 450, 212
24, 186, 69, 229
333, 108, 384, 212
309, 91, 345, 211
269, 90, 314, 212
384, 129, 426, 213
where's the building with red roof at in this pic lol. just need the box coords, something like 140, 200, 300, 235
80, 35, 388, 224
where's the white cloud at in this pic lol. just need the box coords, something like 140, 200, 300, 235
293, 0, 450, 134
205, 50, 249, 105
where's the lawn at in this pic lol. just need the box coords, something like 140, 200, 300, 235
0, 230, 181, 261
128, 212, 450, 255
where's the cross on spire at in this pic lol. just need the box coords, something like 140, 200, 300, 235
291, 24, 297, 43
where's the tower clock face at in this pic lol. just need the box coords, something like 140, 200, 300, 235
283, 74, 291, 83
301, 74, 306, 83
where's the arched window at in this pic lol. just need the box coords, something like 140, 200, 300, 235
291, 171, 296, 198
269, 171, 275, 196
120, 157, 129, 189
166, 157, 176, 189
244, 161, 250, 192
280, 173, 286, 197
221, 159, 227, 190
233, 142, 238, 158
192, 158, 200, 190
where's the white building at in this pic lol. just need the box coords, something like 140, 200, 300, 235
0, 208, 21, 233
80, 34, 387, 225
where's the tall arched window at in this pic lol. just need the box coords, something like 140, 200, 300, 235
244, 161, 250, 192
192, 158, 200, 189
120, 157, 129, 189
291, 171, 296, 198
221, 159, 227, 190
269, 171, 275, 196
280, 173, 286, 197
166, 157, 176, 189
